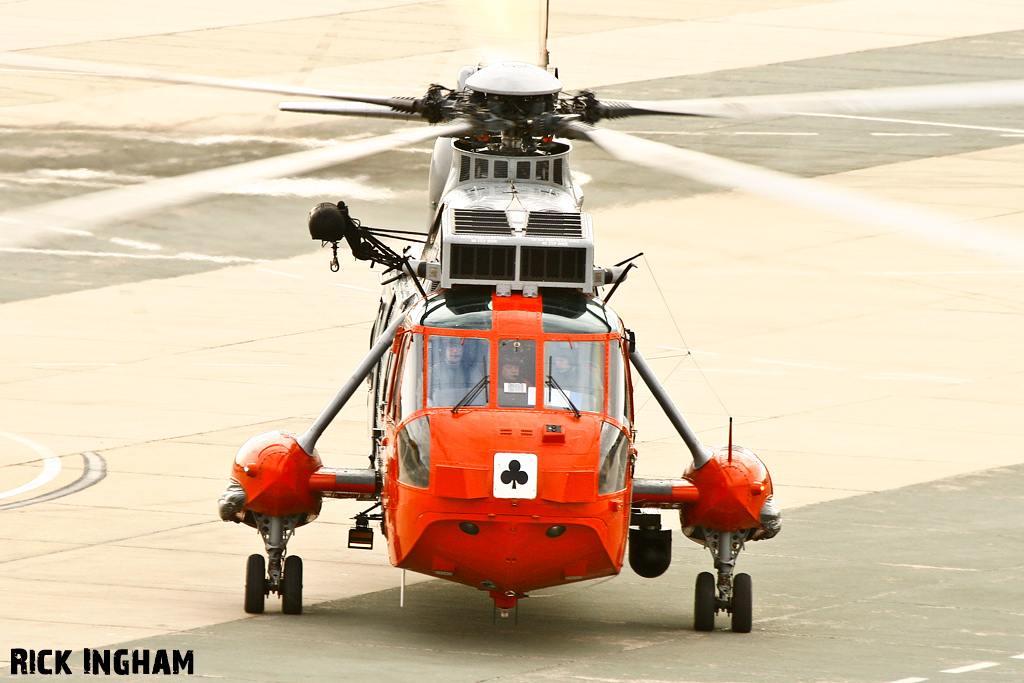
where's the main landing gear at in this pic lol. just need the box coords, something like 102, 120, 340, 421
244, 513, 305, 615
692, 528, 752, 633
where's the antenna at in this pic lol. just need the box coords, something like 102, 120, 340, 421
539, 0, 550, 70
728, 416, 734, 464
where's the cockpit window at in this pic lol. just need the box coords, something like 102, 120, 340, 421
543, 341, 605, 413
541, 290, 616, 334
414, 289, 493, 330
497, 339, 537, 407
426, 336, 489, 408
608, 340, 630, 425
398, 333, 424, 417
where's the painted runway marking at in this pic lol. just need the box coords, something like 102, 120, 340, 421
733, 131, 819, 136
256, 267, 304, 279
329, 282, 376, 292
1011, 653, 1024, 659
864, 269, 1024, 276
0, 432, 62, 500
24, 362, 118, 367
801, 112, 1024, 135
880, 563, 978, 572
678, 368, 787, 375
871, 133, 951, 137
857, 372, 967, 384
109, 237, 161, 250
941, 662, 999, 674
0, 451, 106, 511
886, 678, 929, 683
749, 358, 844, 371
0, 246, 267, 264
193, 363, 295, 367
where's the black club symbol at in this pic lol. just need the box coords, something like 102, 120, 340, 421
500, 460, 529, 489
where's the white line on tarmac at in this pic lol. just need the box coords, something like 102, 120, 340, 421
871, 133, 951, 137
329, 282, 376, 292
856, 372, 967, 383
24, 362, 118, 367
678, 367, 788, 375
0, 246, 267, 264
192, 363, 295, 367
256, 267, 304, 279
749, 358, 844, 371
941, 662, 999, 673
109, 237, 161, 250
1011, 653, 1024, 659
864, 270, 1024, 276
801, 112, 1024, 135
879, 563, 978, 572
0, 452, 105, 511
0, 432, 62, 500
885, 678, 928, 683
733, 131, 819, 136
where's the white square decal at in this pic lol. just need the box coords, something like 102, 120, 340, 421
493, 453, 537, 499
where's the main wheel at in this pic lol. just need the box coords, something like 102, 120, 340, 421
282, 555, 303, 615
694, 571, 716, 631
244, 554, 266, 614
731, 572, 752, 633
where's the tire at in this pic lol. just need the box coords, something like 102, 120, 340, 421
282, 555, 303, 615
244, 554, 265, 614
731, 573, 752, 633
694, 571, 716, 631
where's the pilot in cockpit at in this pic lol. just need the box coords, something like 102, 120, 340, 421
429, 336, 487, 408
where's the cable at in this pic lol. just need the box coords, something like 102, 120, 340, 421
641, 254, 730, 418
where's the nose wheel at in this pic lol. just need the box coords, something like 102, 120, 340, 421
693, 528, 754, 632
244, 553, 266, 614
244, 513, 305, 614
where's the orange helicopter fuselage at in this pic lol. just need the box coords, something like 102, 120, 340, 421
379, 291, 635, 596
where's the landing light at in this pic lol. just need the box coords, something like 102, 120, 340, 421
459, 522, 480, 535
546, 525, 566, 538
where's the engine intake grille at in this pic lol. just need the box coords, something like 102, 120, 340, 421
525, 212, 584, 238
452, 209, 512, 235
520, 246, 587, 283
448, 244, 516, 280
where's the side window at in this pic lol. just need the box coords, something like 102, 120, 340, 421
544, 341, 605, 413
427, 336, 490, 408
599, 422, 629, 494
387, 334, 407, 421
608, 340, 629, 425
397, 415, 431, 488
497, 339, 536, 408
397, 333, 424, 419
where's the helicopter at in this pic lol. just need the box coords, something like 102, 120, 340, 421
3, 16, 1024, 635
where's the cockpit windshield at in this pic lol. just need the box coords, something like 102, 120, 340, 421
426, 336, 489, 408
543, 341, 605, 413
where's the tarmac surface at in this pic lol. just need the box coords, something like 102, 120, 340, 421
2, 1, 1023, 681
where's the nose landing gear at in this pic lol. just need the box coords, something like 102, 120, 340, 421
692, 528, 753, 633
244, 513, 305, 615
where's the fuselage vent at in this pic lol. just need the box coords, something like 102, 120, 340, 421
524, 212, 584, 238
520, 246, 588, 283
452, 209, 513, 235
448, 244, 516, 280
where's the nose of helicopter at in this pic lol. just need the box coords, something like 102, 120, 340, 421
396, 512, 622, 597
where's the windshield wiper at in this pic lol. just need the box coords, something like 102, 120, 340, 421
452, 375, 488, 414
546, 374, 581, 418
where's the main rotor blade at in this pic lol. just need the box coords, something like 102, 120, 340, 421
0, 122, 471, 248
604, 79, 1024, 119
568, 122, 1024, 266
0, 53, 418, 111
278, 101, 421, 121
